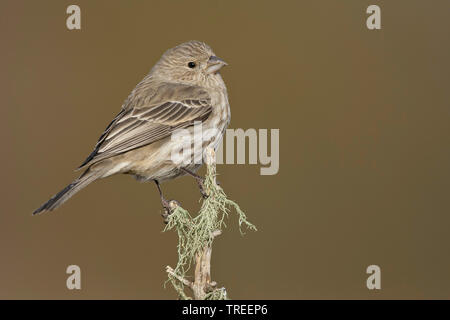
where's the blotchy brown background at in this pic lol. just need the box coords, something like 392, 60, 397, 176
1, 0, 449, 299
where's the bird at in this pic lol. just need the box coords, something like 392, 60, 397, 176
33, 41, 230, 218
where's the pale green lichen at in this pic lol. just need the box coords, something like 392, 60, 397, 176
164, 158, 256, 300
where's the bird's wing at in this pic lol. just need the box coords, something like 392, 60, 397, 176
78, 83, 212, 169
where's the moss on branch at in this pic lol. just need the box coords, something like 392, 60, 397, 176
163, 149, 256, 300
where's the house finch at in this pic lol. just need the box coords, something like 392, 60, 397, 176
33, 41, 230, 217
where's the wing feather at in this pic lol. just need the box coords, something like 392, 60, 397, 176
78, 83, 212, 169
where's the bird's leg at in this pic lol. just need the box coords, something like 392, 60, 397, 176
181, 168, 209, 199
154, 180, 179, 223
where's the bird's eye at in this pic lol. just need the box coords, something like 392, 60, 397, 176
188, 62, 196, 68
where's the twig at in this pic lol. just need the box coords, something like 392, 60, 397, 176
164, 148, 256, 300
166, 266, 192, 288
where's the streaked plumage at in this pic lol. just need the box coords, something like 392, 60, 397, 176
33, 41, 230, 215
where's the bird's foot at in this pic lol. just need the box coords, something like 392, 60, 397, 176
197, 180, 209, 199
161, 199, 180, 224
198, 178, 222, 199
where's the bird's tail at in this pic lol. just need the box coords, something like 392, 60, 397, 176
32, 170, 100, 215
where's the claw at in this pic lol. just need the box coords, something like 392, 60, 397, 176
160, 199, 180, 224
200, 189, 209, 199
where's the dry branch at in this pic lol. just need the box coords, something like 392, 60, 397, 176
163, 148, 256, 300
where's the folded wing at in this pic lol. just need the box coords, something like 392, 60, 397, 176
78, 83, 212, 169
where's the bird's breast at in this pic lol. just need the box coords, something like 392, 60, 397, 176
204, 89, 230, 147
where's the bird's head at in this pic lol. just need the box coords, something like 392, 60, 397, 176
150, 41, 228, 88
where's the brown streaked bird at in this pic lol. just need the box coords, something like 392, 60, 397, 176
33, 41, 230, 217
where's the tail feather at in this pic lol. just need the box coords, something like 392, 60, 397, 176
33, 171, 99, 215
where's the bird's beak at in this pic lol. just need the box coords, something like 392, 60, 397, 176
206, 56, 228, 74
